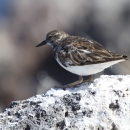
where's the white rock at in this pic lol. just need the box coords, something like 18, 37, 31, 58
0, 75, 130, 130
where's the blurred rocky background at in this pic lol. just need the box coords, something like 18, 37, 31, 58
0, 0, 130, 112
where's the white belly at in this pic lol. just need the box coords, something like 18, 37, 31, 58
56, 59, 124, 76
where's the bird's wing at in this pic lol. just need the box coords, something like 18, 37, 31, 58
57, 36, 127, 67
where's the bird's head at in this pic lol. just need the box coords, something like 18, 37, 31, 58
36, 30, 69, 48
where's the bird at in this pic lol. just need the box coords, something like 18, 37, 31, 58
36, 30, 129, 88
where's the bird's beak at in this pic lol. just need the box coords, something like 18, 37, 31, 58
36, 40, 47, 47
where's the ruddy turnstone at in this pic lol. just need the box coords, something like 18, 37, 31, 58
36, 30, 128, 88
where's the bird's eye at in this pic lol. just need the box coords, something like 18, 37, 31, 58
48, 36, 52, 39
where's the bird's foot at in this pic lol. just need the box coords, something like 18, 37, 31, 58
54, 84, 80, 90
54, 75, 94, 90
82, 75, 93, 83
54, 76, 83, 90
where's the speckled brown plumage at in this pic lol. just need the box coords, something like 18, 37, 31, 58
36, 30, 129, 88
53, 36, 128, 67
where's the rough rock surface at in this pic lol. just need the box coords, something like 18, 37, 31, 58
0, 75, 130, 130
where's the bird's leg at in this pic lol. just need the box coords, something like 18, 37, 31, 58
82, 75, 93, 83
56, 76, 83, 89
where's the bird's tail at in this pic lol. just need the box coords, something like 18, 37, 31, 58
122, 55, 129, 60
112, 54, 129, 61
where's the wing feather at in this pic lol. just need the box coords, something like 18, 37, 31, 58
57, 36, 127, 66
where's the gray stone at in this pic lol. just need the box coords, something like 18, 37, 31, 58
0, 75, 130, 130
